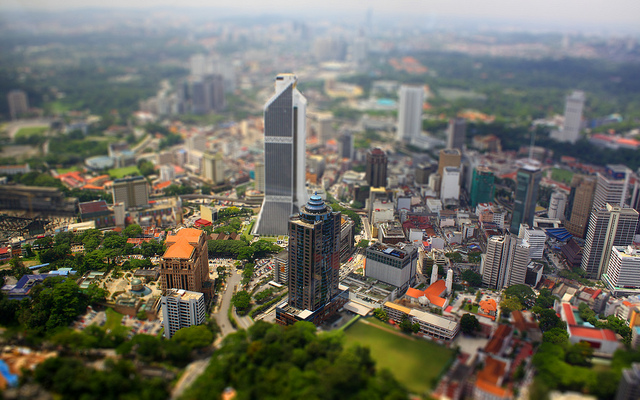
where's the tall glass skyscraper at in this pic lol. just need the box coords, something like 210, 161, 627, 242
254, 74, 308, 236
510, 161, 542, 234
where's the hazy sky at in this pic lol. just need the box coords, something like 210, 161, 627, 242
2, 0, 639, 31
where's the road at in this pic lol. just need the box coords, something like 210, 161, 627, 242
212, 266, 243, 337
171, 358, 210, 400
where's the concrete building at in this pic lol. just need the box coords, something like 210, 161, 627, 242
338, 132, 354, 160
603, 246, 640, 295
365, 148, 387, 188
438, 148, 461, 177
254, 74, 308, 236
616, 363, 640, 400
469, 167, 495, 208
339, 216, 355, 263
202, 152, 225, 185
505, 239, 531, 288
581, 204, 639, 279
446, 118, 466, 151
593, 165, 630, 211
397, 85, 424, 142
482, 235, 520, 289
440, 167, 460, 201
564, 175, 597, 238
161, 289, 206, 339
365, 242, 417, 296
254, 161, 265, 192
276, 194, 344, 326
273, 250, 288, 285
510, 162, 542, 233
112, 176, 149, 210
7, 89, 28, 120
548, 191, 567, 219
384, 301, 459, 341
519, 224, 546, 259
160, 228, 212, 300
553, 90, 585, 143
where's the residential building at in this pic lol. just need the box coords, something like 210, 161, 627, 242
564, 175, 597, 238
365, 242, 417, 296
510, 161, 542, 233
581, 204, 638, 279
603, 246, 640, 295
440, 167, 460, 201
276, 194, 345, 326
616, 363, 640, 400
519, 224, 546, 259
438, 148, 461, 177
548, 191, 567, 219
202, 152, 225, 185
593, 165, 631, 211
7, 89, 28, 120
365, 148, 388, 188
273, 250, 289, 284
397, 85, 424, 142
469, 167, 495, 208
481, 235, 529, 289
159, 228, 212, 300
112, 176, 149, 210
446, 118, 466, 151
161, 289, 206, 339
505, 239, 531, 287
254, 74, 308, 236
553, 90, 585, 143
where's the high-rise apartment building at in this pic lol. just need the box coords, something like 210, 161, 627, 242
581, 204, 639, 279
112, 176, 149, 210
593, 165, 630, 211
519, 224, 546, 259
254, 74, 308, 236
187, 74, 225, 115
505, 239, 531, 288
202, 152, 225, 185
482, 234, 531, 289
510, 162, 542, 234
446, 118, 466, 151
616, 363, 640, 400
161, 289, 206, 339
564, 175, 597, 238
438, 148, 461, 177
365, 148, 388, 188
397, 85, 424, 142
160, 228, 213, 300
603, 246, 640, 294
440, 167, 460, 201
276, 195, 343, 325
469, 167, 495, 207
7, 90, 28, 120
558, 90, 585, 143
548, 191, 567, 219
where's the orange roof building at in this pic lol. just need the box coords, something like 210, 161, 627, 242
160, 228, 212, 300
406, 279, 448, 309
474, 356, 512, 400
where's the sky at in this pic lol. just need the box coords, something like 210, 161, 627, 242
1, 0, 639, 32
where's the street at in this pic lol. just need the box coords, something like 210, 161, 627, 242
212, 266, 243, 337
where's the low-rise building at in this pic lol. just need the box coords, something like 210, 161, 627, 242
383, 301, 459, 340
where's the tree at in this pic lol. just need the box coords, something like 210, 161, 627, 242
445, 252, 463, 263
399, 316, 414, 333
460, 313, 480, 335
232, 290, 251, 311
499, 295, 523, 316
461, 270, 483, 287
535, 288, 556, 309
356, 239, 369, 248
373, 308, 388, 322
543, 327, 569, 345
503, 284, 536, 307
172, 325, 214, 351
565, 342, 593, 367
538, 308, 564, 332
124, 224, 143, 238
10, 258, 30, 280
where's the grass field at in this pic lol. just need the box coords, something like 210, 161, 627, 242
15, 126, 48, 138
242, 221, 255, 241
343, 319, 454, 394
108, 166, 140, 178
105, 308, 129, 335
551, 167, 574, 184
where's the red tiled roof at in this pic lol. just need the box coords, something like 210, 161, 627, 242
154, 181, 172, 191
479, 299, 497, 313
485, 325, 512, 355
568, 326, 617, 342
194, 218, 212, 227
163, 237, 195, 259
79, 200, 109, 214
562, 302, 577, 326
406, 280, 447, 308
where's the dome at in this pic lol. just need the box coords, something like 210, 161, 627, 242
131, 279, 142, 285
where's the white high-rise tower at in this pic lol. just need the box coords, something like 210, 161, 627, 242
254, 74, 308, 236
553, 90, 585, 143
397, 85, 424, 142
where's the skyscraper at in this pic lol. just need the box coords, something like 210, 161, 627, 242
7, 90, 28, 120
558, 90, 585, 143
564, 175, 597, 238
510, 162, 542, 234
254, 74, 307, 236
581, 204, 639, 279
161, 289, 206, 339
469, 167, 495, 207
365, 148, 387, 188
276, 194, 343, 326
446, 118, 466, 151
437, 148, 461, 177
548, 191, 567, 219
440, 167, 460, 201
112, 176, 149, 210
505, 239, 531, 288
202, 152, 225, 185
397, 85, 424, 142
481, 234, 530, 289
338, 132, 354, 160
593, 165, 630, 211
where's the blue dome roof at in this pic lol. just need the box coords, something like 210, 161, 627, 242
305, 194, 327, 212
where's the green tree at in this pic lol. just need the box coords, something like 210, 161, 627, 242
124, 224, 143, 238
461, 270, 483, 287
10, 258, 30, 279
373, 308, 388, 322
232, 290, 251, 311
356, 239, 369, 248
543, 327, 569, 345
172, 325, 214, 351
460, 313, 480, 335
565, 342, 593, 367
538, 308, 564, 332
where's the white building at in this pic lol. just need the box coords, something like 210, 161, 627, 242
161, 288, 206, 339
548, 191, 567, 219
365, 243, 417, 295
603, 246, 640, 291
384, 301, 459, 341
519, 224, 546, 259
397, 85, 424, 142
558, 90, 585, 144
440, 167, 460, 201
159, 165, 175, 182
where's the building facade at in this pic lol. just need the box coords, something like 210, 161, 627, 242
365, 147, 388, 188
202, 152, 225, 185
446, 118, 466, 151
593, 165, 630, 211
160, 228, 212, 300
7, 89, 28, 120
469, 167, 495, 208
564, 175, 597, 238
603, 246, 640, 294
397, 85, 424, 142
440, 167, 461, 201
548, 191, 567, 219
161, 289, 206, 339
254, 74, 308, 236
555, 90, 585, 143
437, 148, 461, 177
365, 242, 418, 296
112, 176, 149, 210
510, 162, 542, 233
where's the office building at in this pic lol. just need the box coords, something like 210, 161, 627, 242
7, 89, 28, 120
161, 289, 206, 339
469, 167, 495, 207
548, 191, 567, 219
339, 216, 355, 263
616, 363, 640, 400
254, 74, 308, 236
365, 148, 388, 188
397, 85, 424, 142
160, 228, 213, 300
276, 194, 345, 326
365, 242, 418, 296
603, 246, 640, 294
505, 239, 531, 287
581, 204, 639, 279
112, 176, 149, 210
564, 175, 597, 238
554, 90, 585, 143
415, 162, 436, 185
446, 118, 466, 151
593, 165, 630, 211
510, 162, 542, 233
254, 162, 265, 192
186, 74, 225, 114
437, 149, 461, 177
482, 235, 530, 290
519, 224, 546, 259
338, 132, 354, 160
202, 152, 225, 185
440, 167, 460, 201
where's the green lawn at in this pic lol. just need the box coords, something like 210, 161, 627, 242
105, 308, 129, 335
343, 319, 454, 394
108, 166, 140, 178
243, 221, 255, 241
551, 168, 574, 184
15, 126, 48, 138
